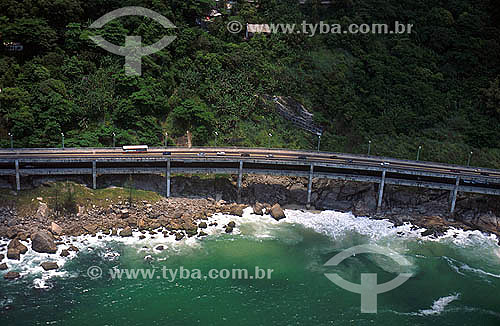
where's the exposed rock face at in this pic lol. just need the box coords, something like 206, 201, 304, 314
175, 232, 185, 241
198, 222, 207, 229
36, 202, 49, 220
225, 226, 233, 233
0, 263, 7, 270
229, 205, 244, 217
270, 204, 286, 220
253, 203, 265, 215
7, 248, 20, 260
40, 262, 59, 271
31, 230, 57, 254
51, 222, 63, 236
3, 271, 20, 280
60, 249, 70, 257
227, 221, 236, 228
8, 238, 28, 255
119, 226, 132, 237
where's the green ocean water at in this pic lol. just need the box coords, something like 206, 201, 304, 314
1, 210, 500, 325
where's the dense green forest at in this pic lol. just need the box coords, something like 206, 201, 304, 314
0, 0, 499, 168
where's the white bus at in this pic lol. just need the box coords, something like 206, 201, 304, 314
122, 145, 148, 153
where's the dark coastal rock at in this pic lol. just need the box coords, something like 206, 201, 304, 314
229, 205, 244, 217
7, 248, 20, 260
68, 245, 79, 252
31, 230, 57, 254
120, 226, 133, 237
156, 245, 164, 251
0, 254, 4, 260
253, 203, 265, 215
6, 228, 18, 239
0, 263, 7, 270
175, 232, 185, 241
60, 249, 70, 257
111, 228, 118, 236
139, 235, 146, 240
198, 222, 208, 229
3, 271, 20, 280
40, 262, 59, 271
225, 226, 233, 233
8, 238, 28, 255
51, 222, 63, 236
227, 221, 236, 228
270, 204, 286, 220
198, 231, 208, 237
119, 209, 129, 218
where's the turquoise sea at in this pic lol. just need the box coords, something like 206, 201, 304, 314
1, 209, 500, 325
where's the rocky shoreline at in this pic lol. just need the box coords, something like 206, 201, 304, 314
1, 174, 500, 279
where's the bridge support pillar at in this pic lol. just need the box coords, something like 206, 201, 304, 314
166, 159, 171, 197
450, 176, 460, 214
307, 164, 314, 208
15, 160, 20, 191
92, 161, 97, 190
237, 160, 243, 203
377, 170, 386, 210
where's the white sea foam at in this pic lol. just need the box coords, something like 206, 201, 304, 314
416, 293, 460, 316
444, 256, 500, 279
1, 208, 499, 283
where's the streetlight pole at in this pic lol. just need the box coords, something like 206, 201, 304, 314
268, 133, 272, 149
367, 140, 371, 156
416, 145, 422, 161
214, 131, 218, 147
165, 132, 168, 147
61, 133, 65, 150
112, 132, 116, 148
8, 132, 13, 149
467, 151, 473, 166
317, 133, 321, 152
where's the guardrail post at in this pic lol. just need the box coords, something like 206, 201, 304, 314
450, 176, 460, 214
15, 160, 20, 191
237, 160, 243, 203
377, 170, 386, 210
307, 164, 314, 208
166, 159, 171, 197
92, 161, 97, 189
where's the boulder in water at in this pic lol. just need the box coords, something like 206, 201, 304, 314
31, 230, 57, 254
270, 204, 286, 220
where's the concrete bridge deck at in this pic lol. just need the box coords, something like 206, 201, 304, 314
0, 147, 499, 213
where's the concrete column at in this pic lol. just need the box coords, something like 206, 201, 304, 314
15, 160, 20, 191
92, 161, 97, 189
307, 164, 314, 207
377, 170, 386, 210
166, 159, 171, 197
237, 160, 243, 202
450, 176, 460, 214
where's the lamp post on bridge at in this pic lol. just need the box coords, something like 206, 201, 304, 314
467, 151, 473, 167
316, 133, 321, 152
416, 145, 422, 161
367, 140, 371, 156
61, 133, 65, 150
268, 133, 272, 149
214, 131, 218, 147
8, 132, 13, 149
112, 132, 116, 148
165, 132, 168, 147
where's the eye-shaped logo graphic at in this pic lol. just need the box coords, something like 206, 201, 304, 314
324, 244, 413, 313
89, 7, 177, 76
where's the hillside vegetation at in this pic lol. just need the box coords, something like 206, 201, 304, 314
0, 0, 499, 167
